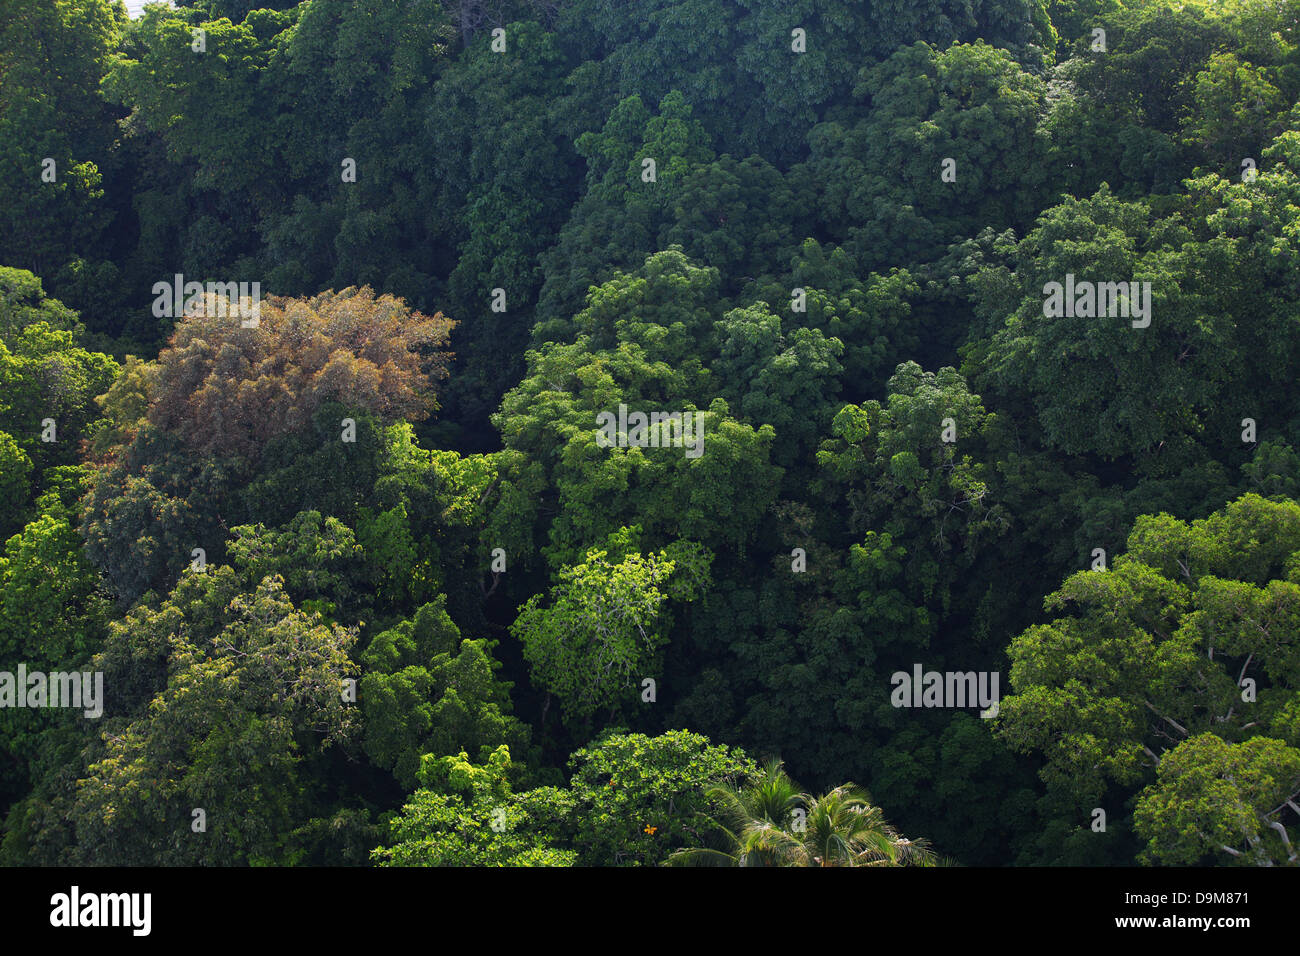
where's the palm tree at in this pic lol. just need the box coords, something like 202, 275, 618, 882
798, 784, 936, 866
669, 759, 937, 867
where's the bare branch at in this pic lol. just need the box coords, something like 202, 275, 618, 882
1144, 700, 1188, 737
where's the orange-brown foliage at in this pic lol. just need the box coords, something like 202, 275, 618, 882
148, 286, 454, 460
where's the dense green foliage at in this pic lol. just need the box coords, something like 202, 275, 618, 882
2, 0, 1299, 866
